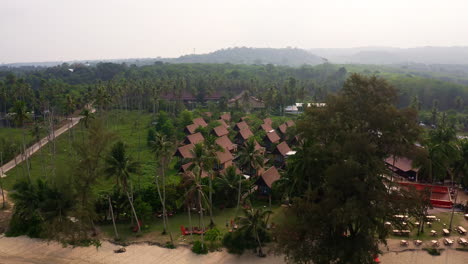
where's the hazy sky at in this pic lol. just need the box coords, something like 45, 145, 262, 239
2, 0, 468, 63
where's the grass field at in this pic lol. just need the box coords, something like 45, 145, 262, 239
2, 110, 180, 191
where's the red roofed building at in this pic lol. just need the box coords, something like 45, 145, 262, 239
193, 117, 208, 128
185, 123, 200, 135
215, 149, 234, 171
220, 113, 231, 122
184, 132, 205, 145
263, 118, 272, 125
234, 121, 249, 131
286, 120, 295, 127
235, 128, 254, 145
174, 144, 195, 159
260, 123, 274, 133
228, 91, 265, 109
216, 135, 236, 152
263, 130, 280, 149
217, 119, 229, 129
256, 166, 281, 194
212, 125, 229, 137
274, 141, 292, 164
180, 162, 209, 178
278, 123, 288, 135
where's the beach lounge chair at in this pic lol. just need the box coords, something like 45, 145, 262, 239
430, 230, 437, 236
414, 240, 422, 246
431, 240, 439, 247
180, 225, 193, 236
392, 230, 401, 236
400, 240, 409, 246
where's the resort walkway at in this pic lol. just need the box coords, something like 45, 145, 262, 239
0, 117, 82, 177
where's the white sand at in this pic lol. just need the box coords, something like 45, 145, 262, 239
1, 235, 467, 264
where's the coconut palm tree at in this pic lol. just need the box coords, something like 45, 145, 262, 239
203, 136, 223, 227
215, 165, 244, 217
236, 207, 272, 257
149, 132, 174, 244
237, 137, 264, 177
80, 108, 95, 129
187, 143, 212, 248
104, 141, 141, 232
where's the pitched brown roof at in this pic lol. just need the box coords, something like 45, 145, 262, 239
220, 165, 242, 175
175, 144, 194, 159
235, 121, 249, 131
254, 140, 265, 152
213, 125, 229, 137
265, 130, 280, 144
217, 119, 229, 129
263, 118, 272, 125
238, 128, 254, 140
203, 112, 213, 118
275, 141, 291, 157
216, 135, 236, 151
286, 120, 295, 127
385, 156, 419, 172
216, 149, 234, 164
185, 132, 204, 145
193, 117, 208, 127
278, 123, 288, 134
185, 123, 200, 134
181, 162, 208, 178
220, 113, 231, 122
261, 166, 281, 188
260, 123, 274, 133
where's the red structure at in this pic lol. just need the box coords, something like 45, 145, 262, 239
398, 182, 453, 208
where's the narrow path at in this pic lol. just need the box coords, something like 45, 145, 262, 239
0, 117, 82, 177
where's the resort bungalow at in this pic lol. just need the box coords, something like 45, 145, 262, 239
385, 156, 419, 181
215, 149, 234, 171
256, 166, 281, 195
174, 144, 195, 159
260, 123, 274, 133
278, 123, 288, 138
212, 125, 229, 137
286, 120, 295, 127
180, 162, 208, 178
233, 121, 249, 131
184, 132, 204, 145
220, 113, 231, 122
263, 130, 280, 150
185, 123, 200, 135
217, 119, 229, 129
216, 135, 237, 152
235, 128, 254, 145
273, 141, 292, 165
193, 117, 208, 128
263, 118, 272, 125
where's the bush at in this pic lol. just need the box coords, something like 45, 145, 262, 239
205, 228, 222, 251
191, 240, 208, 254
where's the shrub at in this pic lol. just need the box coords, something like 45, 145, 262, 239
191, 240, 208, 254
205, 228, 222, 251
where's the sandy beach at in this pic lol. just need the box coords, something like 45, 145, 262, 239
0, 235, 467, 264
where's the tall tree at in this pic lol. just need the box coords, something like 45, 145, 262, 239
105, 141, 141, 232
275, 74, 421, 264
236, 207, 272, 257
237, 138, 264, 176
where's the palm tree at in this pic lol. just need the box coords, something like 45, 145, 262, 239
104, 141, 141, 232
187, 143, 212, 248
236, 207, 272, 257
149, 132, 174, 244
237, 138, 264, 177
203, 136, 223, 227
215, 165, 244, 217
449, 139, 468, 229
80, 108, 95, 129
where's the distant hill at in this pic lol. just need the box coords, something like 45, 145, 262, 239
163, 47, 325, 66
310, 46, 468, 64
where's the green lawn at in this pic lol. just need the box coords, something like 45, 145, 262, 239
2, 110, 180, 191
99, 202, 286, 244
